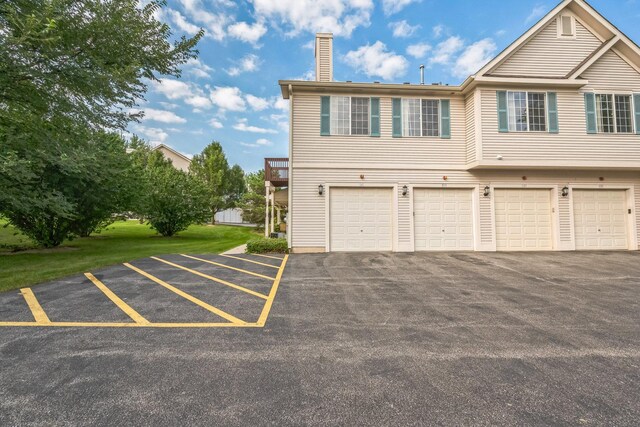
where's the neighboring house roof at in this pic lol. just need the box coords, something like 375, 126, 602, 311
154, 144, 192, 164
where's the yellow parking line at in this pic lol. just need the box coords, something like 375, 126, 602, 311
85, 273, 150, 325
0, 321, 258, 328
150, 257, 268, 300
124, 263, 247, 325
179, 254, 276, 280
20, 288, 51, 324
257, 255, 289, 327
220, 254, 280, 269
251, 253, 285, 261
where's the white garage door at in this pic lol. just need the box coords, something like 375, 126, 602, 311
414, 189, 474, 251
330, 188, 393, 252
495, 189, 553, 251
573, 190, 628, 250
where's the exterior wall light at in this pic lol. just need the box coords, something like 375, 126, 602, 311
402, 185, 408, 196
483, 186, 491, 197
318, 184, 324, 196
562, 186, 569, 197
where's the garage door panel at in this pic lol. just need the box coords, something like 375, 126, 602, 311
414, 189, 474, 251
573, 190, 628, 250
330, 188, 393, 252
495, 189, 553, 251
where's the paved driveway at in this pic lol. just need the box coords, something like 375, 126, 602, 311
1, 251, 639, 425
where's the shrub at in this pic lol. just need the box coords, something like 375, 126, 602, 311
246, 238, 288, 254
144, 166, 211, 237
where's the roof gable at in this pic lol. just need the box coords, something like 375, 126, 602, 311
475, 0, 640, 81
488, 12, 602, 78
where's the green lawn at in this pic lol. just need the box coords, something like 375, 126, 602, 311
0, 220, 258, 292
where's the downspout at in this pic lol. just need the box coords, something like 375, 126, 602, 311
287, 84, 293, 251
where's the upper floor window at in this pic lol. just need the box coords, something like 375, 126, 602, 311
330, 96, 370, 136
402, 99, 440, 137
595, 94, 634, 134
507, 91, 547, 132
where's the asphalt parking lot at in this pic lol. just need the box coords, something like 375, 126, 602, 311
1, 251, 639, 425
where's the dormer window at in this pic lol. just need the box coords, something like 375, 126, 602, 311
558, 15, 575, 38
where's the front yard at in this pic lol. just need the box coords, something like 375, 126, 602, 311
0, 220, 257, 292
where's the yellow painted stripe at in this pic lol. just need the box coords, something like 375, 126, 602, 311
85, 273, 150, 325
0, 321, 259, 328
179, 254, 275, 280
257, 255, 289, 327
124, 263, 246, 325
150, 257, 268, 300
220, 254, 280, 269
20, 288, 51, 324
251, 253, 285, 261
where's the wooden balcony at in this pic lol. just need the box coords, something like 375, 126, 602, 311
265, 158, 289, 187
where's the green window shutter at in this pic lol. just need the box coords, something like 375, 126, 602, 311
320, 96, 330, 136
634, 94, 640, 135
497, 91, 508, 133
547, 92, 559, 134
440, 99, 451, 139
370, 97, 380, 137
584, 93, 597, 134
392, 98, 402, 137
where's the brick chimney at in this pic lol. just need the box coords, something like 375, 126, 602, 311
315, 33, 333, 82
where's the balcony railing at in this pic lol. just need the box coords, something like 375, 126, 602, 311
265, 158, 289, 187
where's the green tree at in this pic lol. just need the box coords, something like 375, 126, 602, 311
238, 170, 267, 229
144, 165, 210, 237
190, 142, 245, 223
0, 0, 203, 246
3, 130, 138, 246
227, 164, 247, 208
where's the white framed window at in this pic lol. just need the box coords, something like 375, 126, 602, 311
507, 91, 547, 132
595, 94, 634, 134
557, 15, 576, 38
402, 98, 440, 137
330, 96, 369, 136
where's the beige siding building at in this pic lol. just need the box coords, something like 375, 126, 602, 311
276, 0, 640, 253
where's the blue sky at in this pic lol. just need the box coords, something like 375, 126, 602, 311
130, 0, 640, 172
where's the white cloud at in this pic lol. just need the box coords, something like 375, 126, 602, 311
406, 42, 431, 59
251, 0, 373, 37
185, 95, 213, 109
152, 79, 193, 100
210, 86, 247, 112
389, 20, 420, 38
246, 94, 270, 111
164, 9, 201, 35
178, 0, 230, 41
344, 41, 408, 80
432, 24, 445, 38
233, 118, 278, 134
159, 102, 180, 110
226, 54, 260, 76
431, 36, 464, 64
184, 58, 213, 79
132, 108, 187, 124
240, 138, 274, 148
269, 113, 289, 132
272, 97, 289, 111
133, 125, 169, 144
209, 118, 224, 129
152, 79, 213, 109
382, 0, 419, 16
525, 5, 547, 24
453, 38, 497, 78
228, 20, 268, 44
